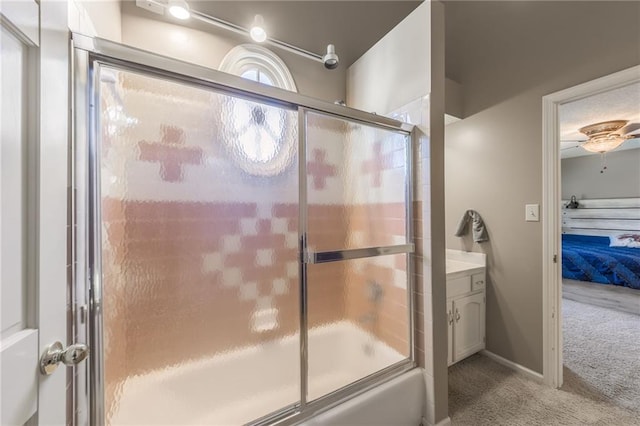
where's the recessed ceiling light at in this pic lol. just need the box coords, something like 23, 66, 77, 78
168, 0, 190, 20
250, 15, 267, 42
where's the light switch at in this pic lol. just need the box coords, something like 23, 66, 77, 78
526, 204, 539, 222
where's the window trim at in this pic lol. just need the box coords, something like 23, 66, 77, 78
219, 44, 297, 92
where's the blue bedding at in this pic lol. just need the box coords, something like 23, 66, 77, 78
562, 234, 640, 290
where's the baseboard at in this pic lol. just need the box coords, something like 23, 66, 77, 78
480, 350, 544, 383
424, 416, 451, 426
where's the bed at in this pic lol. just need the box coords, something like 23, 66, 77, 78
562, 197, 640, 290
562, 234, 640, 289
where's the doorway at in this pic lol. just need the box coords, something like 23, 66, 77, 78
541, 65, 640, 392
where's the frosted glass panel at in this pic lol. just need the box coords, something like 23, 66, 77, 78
307, 254, 410, 401
305, 112, 409, 252
98, 66, 300, 425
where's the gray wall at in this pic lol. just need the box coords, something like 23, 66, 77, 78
562, 149, 640, 200
444, 1, 640, 373
120, 2, 346, 103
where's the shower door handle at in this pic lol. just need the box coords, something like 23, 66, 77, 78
40, 341, 90, 375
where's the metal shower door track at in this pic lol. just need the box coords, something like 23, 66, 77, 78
72, 33, 413, 134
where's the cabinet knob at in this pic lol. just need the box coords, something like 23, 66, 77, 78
455, 309, 461, 322
448, 310, 453, 325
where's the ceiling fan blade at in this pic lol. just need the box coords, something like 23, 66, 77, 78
561, 144, 582, 151
620, 122, 640, 135
625, 133, 640, 140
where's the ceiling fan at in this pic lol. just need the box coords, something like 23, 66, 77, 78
561, 119, 640, 153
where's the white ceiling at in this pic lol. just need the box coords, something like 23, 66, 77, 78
559, 81, 640, 159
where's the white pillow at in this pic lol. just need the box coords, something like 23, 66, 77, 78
609, 234, 640, 248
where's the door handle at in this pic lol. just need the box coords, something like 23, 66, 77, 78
455, 309, 461, 323
448, 310, 453, 325
40, 341, 90, 375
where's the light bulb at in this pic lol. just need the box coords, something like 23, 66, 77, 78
250, 15, 267, 42
168, 0, 190, 20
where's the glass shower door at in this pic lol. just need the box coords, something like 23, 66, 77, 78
95, 65, 300, 425
78, 37, 415, 425
303, 111, 413, 401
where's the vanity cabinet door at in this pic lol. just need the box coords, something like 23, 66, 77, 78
453, 292, 485, 362
447, 300, 454, 366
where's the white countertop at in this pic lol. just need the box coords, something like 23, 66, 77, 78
446, 249, 486, 279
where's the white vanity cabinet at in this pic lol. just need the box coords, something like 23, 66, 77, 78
452, 290, 485, 363
446, 250, 486, 366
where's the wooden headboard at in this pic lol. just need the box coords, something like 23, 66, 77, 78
562, 197, 640, 237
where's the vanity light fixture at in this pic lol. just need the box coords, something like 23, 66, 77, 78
249, 15, 267, 42
167, 0, 190, 20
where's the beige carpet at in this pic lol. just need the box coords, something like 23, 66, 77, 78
449, 354, 638, 425
563, 298, 640, 414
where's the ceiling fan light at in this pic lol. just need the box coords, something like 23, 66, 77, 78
580, 134, 626, 153
579, 120, 628, 139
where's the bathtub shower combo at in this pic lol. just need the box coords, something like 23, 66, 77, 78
72, 35, 418, 425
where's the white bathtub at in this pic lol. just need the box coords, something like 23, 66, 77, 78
110, 321, 424, 425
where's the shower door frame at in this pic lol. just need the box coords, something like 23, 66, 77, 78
71, 33, 416, 426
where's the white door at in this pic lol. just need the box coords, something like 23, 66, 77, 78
1, 1, 76, 425
453, 292, 485, 362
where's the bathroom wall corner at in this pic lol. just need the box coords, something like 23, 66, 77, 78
428, 0, 448, 424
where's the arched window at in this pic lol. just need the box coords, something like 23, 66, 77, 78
240, 68, 274, 86
219, 44, 297, 92
218, 45, 297, 176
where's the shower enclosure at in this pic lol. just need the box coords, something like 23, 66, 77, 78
72, 34, 415, 426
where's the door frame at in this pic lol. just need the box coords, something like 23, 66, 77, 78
36, 2, 71, 422
541, 64, 640, 388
